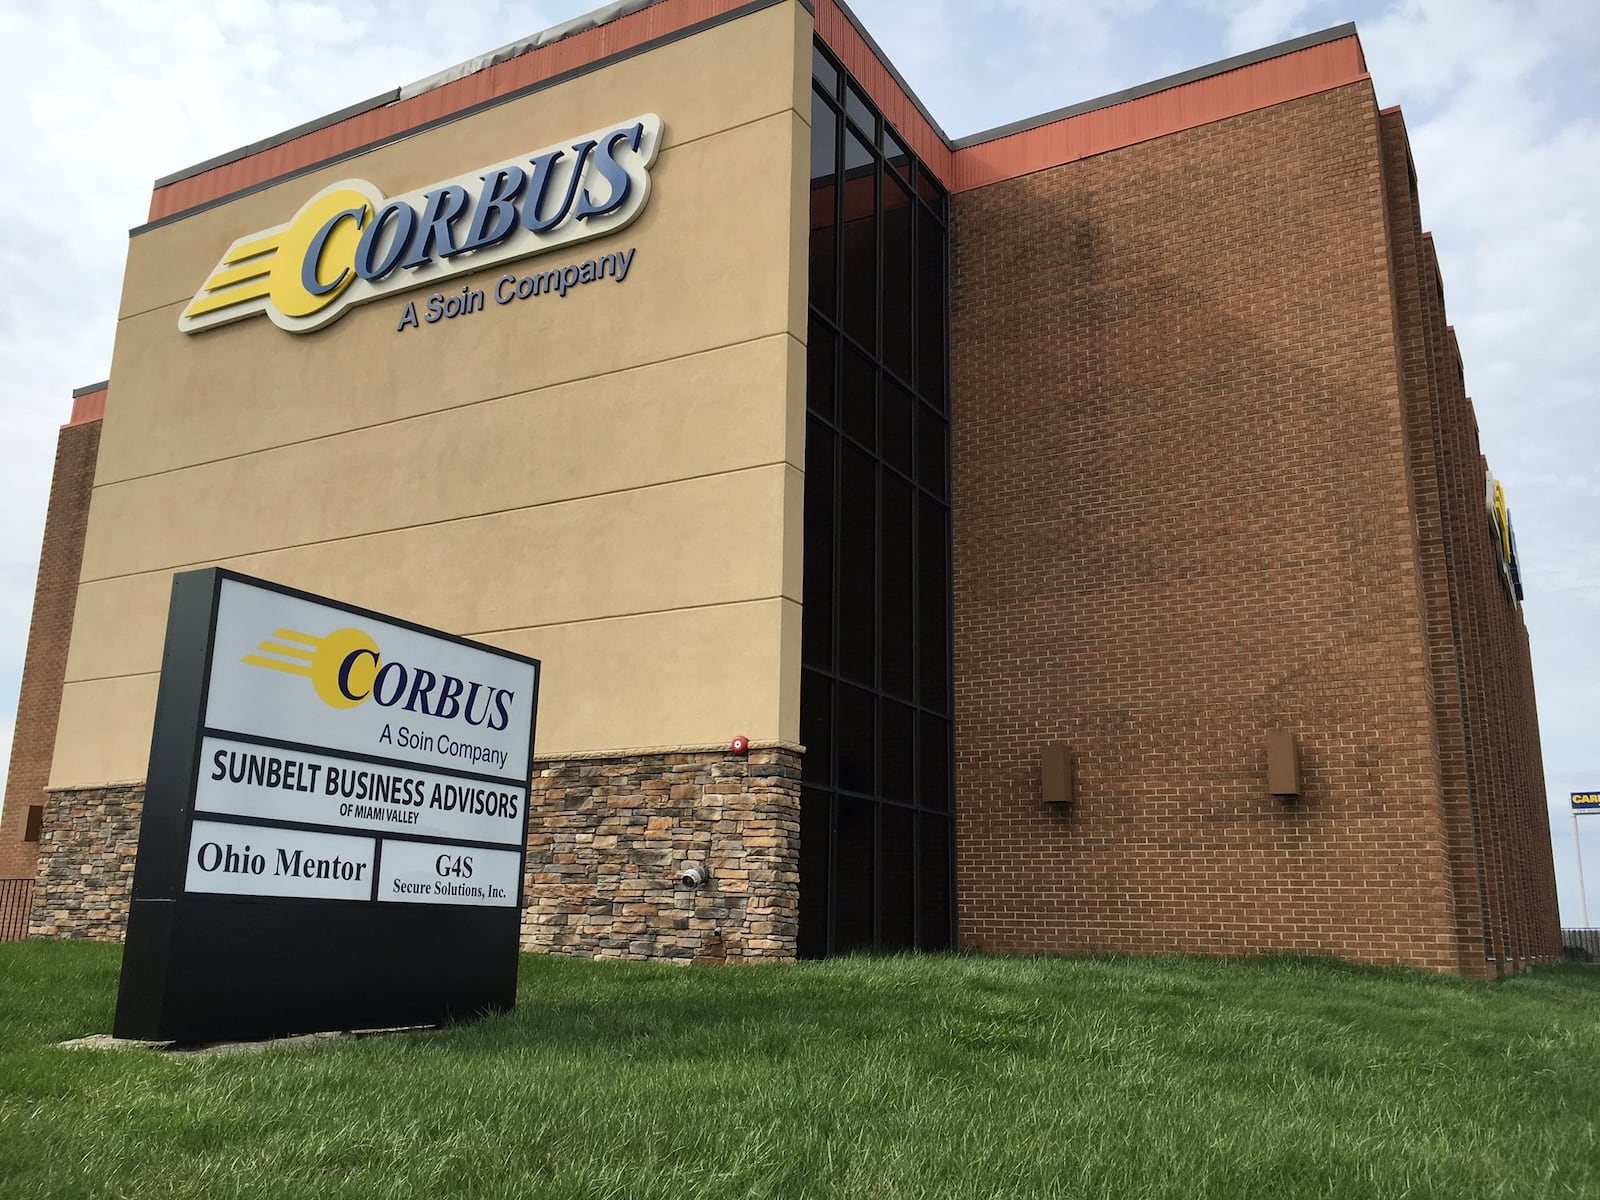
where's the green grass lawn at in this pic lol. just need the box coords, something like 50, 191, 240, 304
1, 944, 1597, 1199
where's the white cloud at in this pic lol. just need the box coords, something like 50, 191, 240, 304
1208, 0, 1320, 53
0, 1, 570, 762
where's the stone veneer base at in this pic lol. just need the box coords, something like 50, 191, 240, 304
524, 746, 801, 963
30, 746, 802, 963
31, 782, 142, 941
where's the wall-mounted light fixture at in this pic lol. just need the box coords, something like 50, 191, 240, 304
1041, 744, 1074, 806
1267, 729, 1301, 798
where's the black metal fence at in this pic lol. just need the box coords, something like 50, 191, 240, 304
0, 878, 33, 942
1561, 929, 1600, 963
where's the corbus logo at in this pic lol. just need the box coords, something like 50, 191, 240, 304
244, 627, 515, 730
1484, 469, 1525, 602
180, 114, 662, 335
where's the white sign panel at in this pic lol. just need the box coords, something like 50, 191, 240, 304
194, 736, 525, 846
379, 841, 521, 908
205, 579, 537, 781
185, 819, 375, 901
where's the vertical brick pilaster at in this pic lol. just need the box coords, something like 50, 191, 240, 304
1, 402, 102, 883
1377, 111, 1488, 974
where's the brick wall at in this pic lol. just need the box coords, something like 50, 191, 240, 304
1375, 112, 1485, 971
949, 82, 1469, 969
1377, 109, 1559, 973
1415, 242, 1558, 967
0, 416, 101, 882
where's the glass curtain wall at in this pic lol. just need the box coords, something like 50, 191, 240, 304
800, 42, 953, 957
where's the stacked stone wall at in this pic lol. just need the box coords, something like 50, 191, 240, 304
29, 783, 142, 941
524, 746, 801, 963
28, 748, 803, 964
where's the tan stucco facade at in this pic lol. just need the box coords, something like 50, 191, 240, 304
50, 1, 814, 788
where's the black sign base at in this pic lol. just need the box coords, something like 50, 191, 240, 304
115, 897, 520, 1042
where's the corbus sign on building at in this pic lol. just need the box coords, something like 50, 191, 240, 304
115, 570, 540, 1043
1485, 468, 1525, 602
178, 114, 662, 335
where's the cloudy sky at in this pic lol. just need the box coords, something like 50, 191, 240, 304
1, 0, 1596, 920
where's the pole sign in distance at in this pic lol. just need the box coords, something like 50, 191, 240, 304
1574, 794, 1599, 929
114, 569, 539, 1042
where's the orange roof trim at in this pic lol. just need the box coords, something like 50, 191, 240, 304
148, 0, 755, 224
66, 384, 107, 427
143, 0, 1371, 225
811, 0, 954, 182
947, 37, 1369, 192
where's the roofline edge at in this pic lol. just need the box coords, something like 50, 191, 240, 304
950, 22, 1361, 150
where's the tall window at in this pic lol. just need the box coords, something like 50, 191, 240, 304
800, 42, 952, 957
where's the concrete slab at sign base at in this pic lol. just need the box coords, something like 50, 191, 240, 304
60, 1025, 436, 1056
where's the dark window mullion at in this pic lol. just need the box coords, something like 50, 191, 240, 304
881, 457, 915, 493
910, 468, 922, 795
829, 785, 925, 812
873, 801, 883, 951
939, 177, 955, 953
871, 141, 884, 751
915, 401, 947, 504
873, 153, 884, 387
911, 809, 923, 950
908, 181, 920, 401
882, 360, 916, 396
832, 374, 846, 683
915, 454, 928, 723
939, 810, 959, 951
832, 92, 846, 334
827, 791, 839, 958
875, 461, 885, 706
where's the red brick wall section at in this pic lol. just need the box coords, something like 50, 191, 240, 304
0, 416, 102, 883
1376, 112, 1487, 973
1430, 251, 1558, 967
1377, 109, 1560, 972
949, 81, 1464, 970
1515, 622, 1560, 958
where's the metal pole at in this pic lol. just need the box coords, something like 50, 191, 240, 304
1576, 812, 1591, 929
